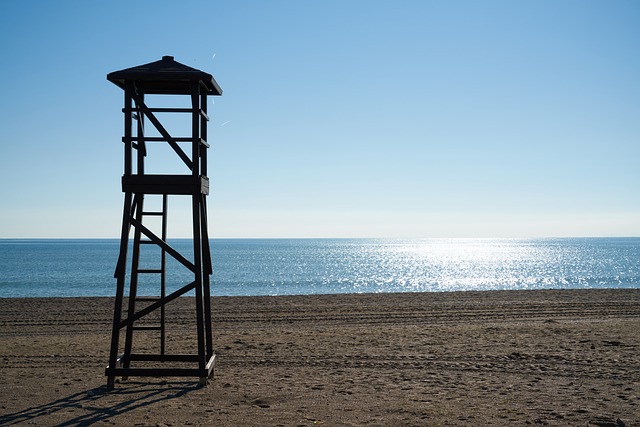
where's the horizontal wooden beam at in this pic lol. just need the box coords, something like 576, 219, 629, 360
105, 366, 211, 378
122, 175, 209, 195
124, 137, 208, 146
128, 354, 202, 362
124, 107, 209, 121
106, 355, 215, 378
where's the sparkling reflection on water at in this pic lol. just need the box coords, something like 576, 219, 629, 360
0, 238, 638, 297
212, 238, 640, 296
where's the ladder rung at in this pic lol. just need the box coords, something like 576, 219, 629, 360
141, 211, 164, 216
137, 269, 163, 274
132, 326, 162, 331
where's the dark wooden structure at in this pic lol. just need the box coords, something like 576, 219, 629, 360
105, 56, 222, 388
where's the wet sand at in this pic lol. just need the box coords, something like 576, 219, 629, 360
0, 289, 639, 426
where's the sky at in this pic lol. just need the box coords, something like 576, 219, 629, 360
0, 0, 638, 238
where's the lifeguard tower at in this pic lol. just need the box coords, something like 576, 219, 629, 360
105, 56, 222, 388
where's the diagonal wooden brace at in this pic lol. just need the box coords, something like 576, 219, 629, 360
129, 216, 196, 272
118, 280, 197, 328
131, 92, 193, 170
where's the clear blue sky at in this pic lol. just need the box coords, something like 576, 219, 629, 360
0, 0, 638, 238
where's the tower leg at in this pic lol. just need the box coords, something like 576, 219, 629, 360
201, 196, 214, 362
107, 191, 134, 389
160, 194, 168, 356
122, 194, 144, 373
192, 193, 207, 384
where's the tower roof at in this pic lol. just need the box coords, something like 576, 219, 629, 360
107, 56, 222, 95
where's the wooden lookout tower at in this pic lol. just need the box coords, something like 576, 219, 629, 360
105, 56, 222, 388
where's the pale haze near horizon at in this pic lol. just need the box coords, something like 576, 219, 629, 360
0, 1, 638, 239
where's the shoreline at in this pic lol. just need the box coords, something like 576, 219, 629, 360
1, 289, 639, 425
1, 286, 639, 299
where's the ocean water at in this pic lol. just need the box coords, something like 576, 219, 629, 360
0, 238, 638, 298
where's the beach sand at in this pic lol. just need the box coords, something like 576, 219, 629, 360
0, 289, 638, 426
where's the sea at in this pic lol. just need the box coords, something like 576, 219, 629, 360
0, 238, 639, 298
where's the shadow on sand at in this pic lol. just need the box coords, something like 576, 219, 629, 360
0, 380, 200, 426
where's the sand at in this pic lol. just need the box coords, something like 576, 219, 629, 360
0, 289, 638, 426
